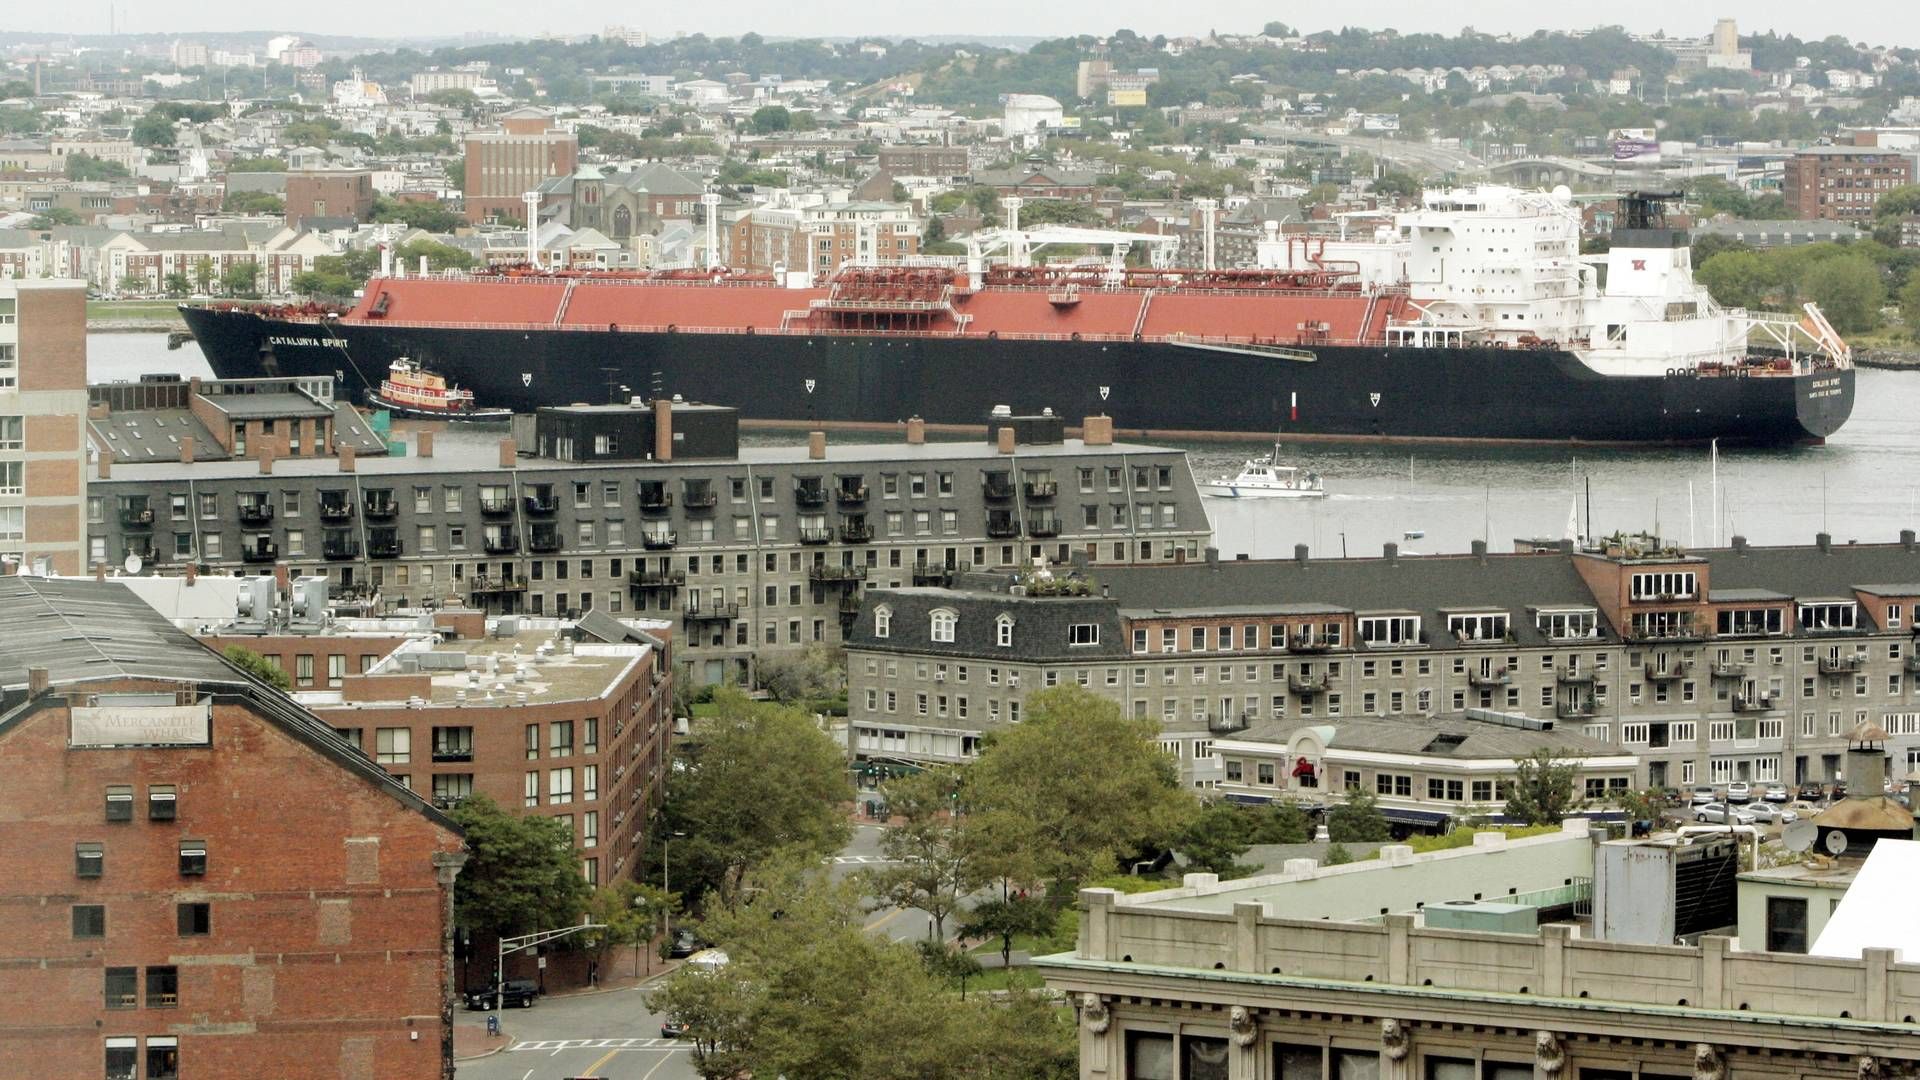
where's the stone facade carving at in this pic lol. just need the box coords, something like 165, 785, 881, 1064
1693, 1044, 1725, 1080
1535, 1031, 1565, 1076
1080, 993, 1110, 1034
1231, 1005, 1257, 1047
1381, 1018, 1410, 1061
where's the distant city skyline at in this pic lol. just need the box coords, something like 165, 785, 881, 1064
11, 2, 1920, 51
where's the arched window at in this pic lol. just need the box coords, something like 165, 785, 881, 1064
996, 613, 1015, 648
612, 204, 633, 239
930, 608, 957, 644
874, 605, 891, 639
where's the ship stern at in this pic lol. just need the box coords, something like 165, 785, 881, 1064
1795, 365, 1854, 442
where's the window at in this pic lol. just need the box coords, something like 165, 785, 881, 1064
874, 605, 891, 638
1447, 612, 1509, 641
1068, 623, 1100, 646
178, 841, 206, 877
76, 842, 104, 878
1766, 896, 1809, 953
1359, 615, 1419, 645
146, 1037, 179, 1080
105, 967, 137, 1010
375, 727, 411, 764
147, 784, 176, 821
105, 784, 134, 822
931, 609, 957, 643
177, 902, 209, 936
549, 767, 574, 805
145, 966, 178, 1008
1630, 571, 1698, 600
582, 764, 598, 802
550, 719, 574, 757
74, 904, 106, 938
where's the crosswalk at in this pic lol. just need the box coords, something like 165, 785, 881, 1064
829, 854, 900, 865
507, 1038, 690, 1052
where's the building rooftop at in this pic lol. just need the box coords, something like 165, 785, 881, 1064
0, 576, 240, 696
1222, 711, 1621, 762
344, 618, 660, 708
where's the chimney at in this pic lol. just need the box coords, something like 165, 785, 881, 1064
996, 426, 1016, 454
338, 444, 356, 472
653, 398, 673, 461
1902, 529, 1916, 552
26, 666, 49, 698
808, 430, 827, 460
1294, 543, 1309, 568
179, 435, 194, 464
189, 375, 201, 398
184, 563, 197, 586
498, 438, 517, 469
1383, 542, 1399, 562
1817, 532, 1832, 554
93, 561, 106, 582
274, 562, 291, 593
96, 452, 111, 479
1472, 539, 1487, 562
1082, 414, 1114, 446
258, 445, 274, 474
905, 416, 926, 445
1205, 546, 1219, 569
1733, 535, 1749, 554
417, 430, 434, 459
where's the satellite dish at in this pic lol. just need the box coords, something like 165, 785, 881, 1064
1824, 829, 1851, 857
1782, 818, 1816, 853
123, 554, 142, 576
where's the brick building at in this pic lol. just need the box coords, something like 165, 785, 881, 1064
727, 198, 921, 275
3, 277, 89, 576
464, 108, 579, 225
1783, 146, 1915, 221
0, 576, 466, 1080
876, 145, 969, 178
284, 169, 375, 227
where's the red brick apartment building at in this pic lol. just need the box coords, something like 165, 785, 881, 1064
1784, 145, 1915, 221
464, 108, 579, 225
0, 576, 466, 1080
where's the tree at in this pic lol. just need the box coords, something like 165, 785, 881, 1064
658, 689, 851, 910
1324, 842, 1355, 865
290, 269, 357, 299
862, 767, 983, 940
583, 879, 677, 978
448, 794, 591, 938
958, 891, 1053, 970
395, 237, 477, 273
220, 261, 260, 298
163, 272, 192, 298
223, 191, 284, 215
1248, 799, 1312, 844
116, 275, 148, 296
221, 645, 291, 690
66, 153, 130, 182
964, 685, 1196, 890
131, 111, 176, 148
1326, 789, 1391, 843
192, 257, 215, 295
1503, 749, 1585, 825
916, 939, 984, 997
754, 642, 843, 704
1371, 170, 1422, 198
1900, 276, 1920, 337
749, 105, 793, 134
1803, 254, 1885, 334
1177, 800, 1254, 875
1695, 250, 1774, 311
226, 157, 286, 173
425, 87, 481, 112
1616, 787, 1669, 824
371, 195, 464, 234
1873, 184, 1920, 221
28, 208, 84, 228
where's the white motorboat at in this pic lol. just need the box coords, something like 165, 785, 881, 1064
1201, 450, 1327, 499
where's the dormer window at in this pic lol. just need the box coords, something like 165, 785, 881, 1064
930, 609, 957, 644
1630, 570, 1698, 601
996, 614, 1015, 648
1798, 601, 1858, 631
1535, 608, 1598, 640
1358, 615, 1419, 646
1446, 612, 1508, 642
874, 605, 891, 639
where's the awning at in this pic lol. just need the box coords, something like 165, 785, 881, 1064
1380, 806, 1454, 828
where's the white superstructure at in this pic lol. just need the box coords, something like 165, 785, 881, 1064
1255, 185, 1847, 376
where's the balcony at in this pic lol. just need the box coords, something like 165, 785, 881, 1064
629, 569, 687, 590
367, 537, 402, 559
1643, 663, 1687, 683
835, 485, 868, 507
322, 538, 361, 560
912, 562, 965, 586
528, 528, 562, 553
1288, 673, 1331, 696
119, 506, 154, 527
794, 486, 828, 508
986, 516, 1020, 539
237, 503, 274, 526
523, 494, 558, 516
319, 502, 354, 523
1468, 668, 1511, 689
1555, 666, 1595, 684
363, 498, 397, 520
1624, 625, 1702, 643
240, 541, 279, 564
982, 478, 1016, 501
639, 490, 674, 513
1708, 660, 1747, 680
642, 531, 678, 551
810, 563, 869, 586
1818, 654, 1865, 676
1287, 634, 1332, 654
1023, 480, 1058, 500
480, 497, 515, 516
684, 601, 741, 622
840, 521, 875, 544
1026, 514, 1061, 538
1556, 700, 1596, 721
1905, 655, 1920, 675
469, 575, 525, 594
432, 748, 474, 764
798, 527, 833, 545
1733, 691, 1780, 713
121, 543, 154, 561
483, 531, 520, 555
683, 488, 718, 511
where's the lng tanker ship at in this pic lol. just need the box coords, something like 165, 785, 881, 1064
179, 187, 1854, 445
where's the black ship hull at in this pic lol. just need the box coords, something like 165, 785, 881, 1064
178, 307, 1854, 446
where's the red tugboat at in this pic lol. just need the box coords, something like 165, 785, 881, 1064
367, 358, 512, 423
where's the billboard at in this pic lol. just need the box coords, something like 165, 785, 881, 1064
1610, 128, 1661, 164
1109, 88, 1148, 107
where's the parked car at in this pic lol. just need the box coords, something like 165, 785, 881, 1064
1694, 802, 1757, 825
1761, 783, 1790, 803
661, 1020, 690, 1039
1747, 803, 1799, 825
1830, 781, 1849, 800
1725, 781, 1752, 804
463, 979, 539, 1010
666, 929, 703, 959
1689, 786, 1717, 805
1797, 782, 1828, 802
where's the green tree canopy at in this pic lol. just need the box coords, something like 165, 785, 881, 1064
219, 261, 260, 298
66, 153, 129, 182
1176, 800, 1255, 876
226, 157, 287, 173
963, 685, 1196, 889
861, 766, 984, 940
1503, 749, 1585, 825
1326, 789, 1391, 843
1802, 253, 1886, 334
220, 645, 291, 690
223, 190, 284, 215
749, 105, 793, 134
131, 111, 176, 148
29, 208, 84, 228
449, 794, 591, 938
659, 689, 851, 910
753, 642, 843, 704
1695, 250, 1776, 311
371, 195, 464, 234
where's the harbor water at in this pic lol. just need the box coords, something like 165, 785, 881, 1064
89, 331, 1920, 560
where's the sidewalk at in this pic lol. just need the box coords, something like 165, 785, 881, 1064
453, 1020, 510, 1061
544, 956, 687, 999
